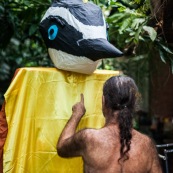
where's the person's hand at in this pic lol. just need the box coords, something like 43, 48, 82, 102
72, 94, 86, 119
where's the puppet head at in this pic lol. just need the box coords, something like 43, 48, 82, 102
39, 0, 123, 74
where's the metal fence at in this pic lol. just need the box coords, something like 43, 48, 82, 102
157, 143, 173, 173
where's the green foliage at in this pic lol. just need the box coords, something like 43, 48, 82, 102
99, 0, 173, 111
0, 0, 53, 104
0, 0, 53, 74
107, 1, 154, 47
99, 0, 173, 76
0, 0, 173, 106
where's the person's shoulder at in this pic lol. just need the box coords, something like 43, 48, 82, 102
132, 130, 163, 172
132, 129, 155, 147
133, 129, 150, 139
78, 128, 104, 146
77, 128, 99, 140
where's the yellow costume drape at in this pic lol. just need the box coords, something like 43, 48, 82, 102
3, 68, 121, 173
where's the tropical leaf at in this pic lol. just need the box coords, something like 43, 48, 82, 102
159, 49, 167, 64
170, 58, 173, 73
131, 18, 145, 30
107, 13, 127, 23
119, 17, 132, 34
29, 24, 38, 36
143, 26, 157, 41
131, 54, 147, 61
158, 43, 173, 54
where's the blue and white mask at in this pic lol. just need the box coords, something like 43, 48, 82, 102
39, 0, 123, 74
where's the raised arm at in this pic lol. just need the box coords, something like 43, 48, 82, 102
57, 94, 86, 157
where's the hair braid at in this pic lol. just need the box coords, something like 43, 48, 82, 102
118, 108, 133, 162
103, 75, 139, 164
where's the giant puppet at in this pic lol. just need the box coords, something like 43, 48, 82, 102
39, 0, 123, 74
1, 1, 123, 172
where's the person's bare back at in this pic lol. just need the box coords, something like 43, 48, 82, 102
82, 127, 162, 173
57, 76, 163, 173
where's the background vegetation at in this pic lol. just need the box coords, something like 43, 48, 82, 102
0, 0, 173, 111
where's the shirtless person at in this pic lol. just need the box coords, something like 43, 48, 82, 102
57, 76, 163, 173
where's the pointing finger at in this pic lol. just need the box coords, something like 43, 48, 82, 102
80, 93, 84, 104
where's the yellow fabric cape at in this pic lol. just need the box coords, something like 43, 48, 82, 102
3, 68, 121, 173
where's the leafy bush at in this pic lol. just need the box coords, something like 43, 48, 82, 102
0, 0, 173, 107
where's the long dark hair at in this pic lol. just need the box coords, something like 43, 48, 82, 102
103, 75, 138, 163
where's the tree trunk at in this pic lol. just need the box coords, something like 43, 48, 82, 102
149, 51, 173, 172
150, 52, 173, 117
163, 0, 173, 42
150, 0, 173, 42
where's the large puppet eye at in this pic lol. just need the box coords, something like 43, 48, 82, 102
48, 25, 58, 40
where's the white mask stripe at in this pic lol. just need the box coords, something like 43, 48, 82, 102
41, 7, 107, 40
